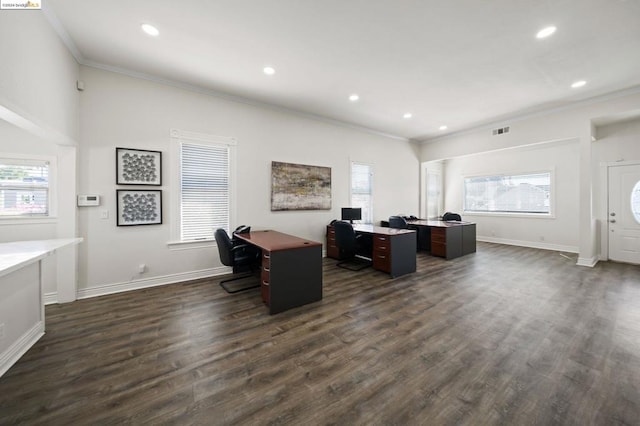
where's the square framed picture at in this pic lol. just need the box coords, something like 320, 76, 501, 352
116, 190, 162, 226
116, 148, 162, 185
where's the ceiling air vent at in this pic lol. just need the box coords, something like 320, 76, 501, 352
492, 126, 510, 136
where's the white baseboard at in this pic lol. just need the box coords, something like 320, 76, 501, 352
477, 236, 579, 254
576, 256, 599, 267
44, 292, 58, 305
76, 266, 230, 300
0, 321, 44, 378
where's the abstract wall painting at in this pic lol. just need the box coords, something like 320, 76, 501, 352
271, 161, 331, 211
116, 190, 162, 226
116, 148, 162, 185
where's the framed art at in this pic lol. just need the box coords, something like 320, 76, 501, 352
116, 190, 162, 226
271, 161, 331, 211
116, 148, 162, 185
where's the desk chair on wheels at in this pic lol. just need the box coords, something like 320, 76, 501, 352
214, 228, 261, 293
333, 221, 372, 271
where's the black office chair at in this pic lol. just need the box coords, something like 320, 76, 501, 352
442, 212, 462, 221
214, 228, 261, 293
389, 215, 408, 229
334, 221, 372, 271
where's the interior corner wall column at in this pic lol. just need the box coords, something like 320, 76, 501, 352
576, 121, 597, 266
56, 145, 79, 302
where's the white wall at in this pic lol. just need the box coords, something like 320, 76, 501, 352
593, 118, 640, 258
77, 66, 419, 294
443, 140, 580, 252
420, 89, 640, 263
0, 11, 79, 141
0, 11, 80, 300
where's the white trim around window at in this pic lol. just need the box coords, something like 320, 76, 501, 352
168, 129, 237, 248
462, 169, 556, 219
0, 152, 57, 223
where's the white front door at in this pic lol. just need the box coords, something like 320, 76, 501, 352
608, 164, 640, 264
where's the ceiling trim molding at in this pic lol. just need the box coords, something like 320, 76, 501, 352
421, 85, 640, 144
41, 3, 85, 64
80, 60, 409, 142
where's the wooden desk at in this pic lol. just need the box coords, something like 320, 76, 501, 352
235, 230, 322, 314
326, 224, 416, 278
406, 220, 476, 259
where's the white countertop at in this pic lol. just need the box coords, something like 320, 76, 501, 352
0, 238, 83, 278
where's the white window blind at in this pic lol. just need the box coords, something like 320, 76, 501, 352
464, 172, 551, 214
351, 162, 373, 223
180, 142, 230, 240
0, 158, 50, 217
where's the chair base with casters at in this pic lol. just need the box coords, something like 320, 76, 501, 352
219, 268, 260, 293
215, 228, 261, 294
337, 255, 371, 271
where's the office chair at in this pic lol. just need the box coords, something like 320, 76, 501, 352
333, 221, 372, 271
214, 228, 261, 293
388, 215, 408, 229
442, 212, 462, 221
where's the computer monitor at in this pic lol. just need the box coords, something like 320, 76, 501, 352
341, 207, 362, 223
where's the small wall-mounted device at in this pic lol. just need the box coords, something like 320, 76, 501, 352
77, 195, 100, 207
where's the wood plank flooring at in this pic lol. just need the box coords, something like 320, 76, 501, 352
1, 242, 639, 425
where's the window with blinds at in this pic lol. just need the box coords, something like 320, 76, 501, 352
464, 172, 551, 215
0, 158, 50, 217
180, 142, 230, 241
351, 162, 373, 223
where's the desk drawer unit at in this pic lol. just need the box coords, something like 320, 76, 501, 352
261, 251, 271, 305
373, 234, 391, 273
326, 225, 339, 259
431, 228, 447, 258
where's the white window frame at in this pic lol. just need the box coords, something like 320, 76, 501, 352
350, 161, 373, 224
463, 169, 555, 218
168, 129, 237, 249
0, 153, 57, 223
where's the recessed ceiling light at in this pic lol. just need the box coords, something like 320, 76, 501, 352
439, 125, 448, 130
536, 26, 556, 39
403, 113, 413, 119
349, 94, 359, 101
141, 23, 159, 37
263, 66, 275, 75
571, 80, 587, 88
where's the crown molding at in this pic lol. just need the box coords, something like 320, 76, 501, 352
41, 3, 84, 63
420, 85, 640, 144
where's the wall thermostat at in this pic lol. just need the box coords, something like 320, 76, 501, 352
77, 195, 100, 207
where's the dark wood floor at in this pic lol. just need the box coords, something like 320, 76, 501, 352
1, 242, 639, 425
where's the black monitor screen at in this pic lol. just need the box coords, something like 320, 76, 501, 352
341, 207, 362, 222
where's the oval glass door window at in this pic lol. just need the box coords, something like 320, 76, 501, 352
631, 181, 640, 224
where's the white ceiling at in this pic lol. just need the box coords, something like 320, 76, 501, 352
46, 0, 640, 141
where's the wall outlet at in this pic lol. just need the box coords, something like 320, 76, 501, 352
138, 264, 146, 274
0, 323, 5, 340
100, 210, 109, 219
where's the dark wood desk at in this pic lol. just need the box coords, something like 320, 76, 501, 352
235, 230, 322, 314
326, 224, 416, 278
406, 220, 476, 259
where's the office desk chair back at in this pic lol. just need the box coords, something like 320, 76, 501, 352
215, 228, 261, 293
333, 221, 372, 271
389, 215, 409, 229
443, 212, 462, 221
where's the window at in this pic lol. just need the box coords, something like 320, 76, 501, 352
426, 169, 442, 219
171, 130, 236, 243
0, 157, 51, 217
464, 171, 551, 215
351, 162, 373, 223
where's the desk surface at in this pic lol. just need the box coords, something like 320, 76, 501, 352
407, 219, 474, 228
0, 238, 83, 278
235, 230, 321, 251
353, 224, 415, 235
